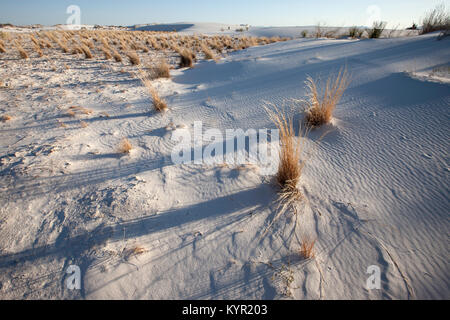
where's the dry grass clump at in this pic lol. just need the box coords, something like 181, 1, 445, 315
148, 60, 171, 79
80, 121, 88, 128
299, 235, 316, 259
265, 106, 308, 213
258, 107, 311, 239
123, 246, 147, 260
138, 74, 168, 112
150, 88, 168, 112
118, 138, 132, 154
112, 48, 122, 62
33, 44, 44, 57
1, 115, 12, 122
421, 4, 450, 35
82, 39, 95, 50
179, 49, 195, 68
0, 39, 5, 53
101, 46, 112, 60
79, 107, 93, 115
55, 38, 69, 53
273, 114, 304, 189
14, 41, 29, 59
67, 109, 76, 117
80, 44, 93, 59
201, 43, 217, 60
66, 106, 93, 117
304, 68, 350, 127
71, 46, 83, 55
127, 51, 140, 65
41, 39, 52, 48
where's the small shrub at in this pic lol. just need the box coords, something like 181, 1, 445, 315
179, 49, 195, 68
421, 4, 450, 35
325, 29, 338, 38
315, 24, 323, 38
368, 21, 387, 38
349, 26, 363, 38
301, 30, 308, 38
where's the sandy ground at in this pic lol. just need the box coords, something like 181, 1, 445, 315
0, 26, 449, 300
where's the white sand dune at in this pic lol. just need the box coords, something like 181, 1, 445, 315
0, 29, 448, 300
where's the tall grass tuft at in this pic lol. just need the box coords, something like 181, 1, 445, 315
304, 68, 350, 127
265, 106, 308, 213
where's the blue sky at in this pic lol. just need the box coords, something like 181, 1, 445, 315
0, 0, 447, 28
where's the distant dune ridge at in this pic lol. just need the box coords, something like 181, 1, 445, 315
1, 21, 421, 38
